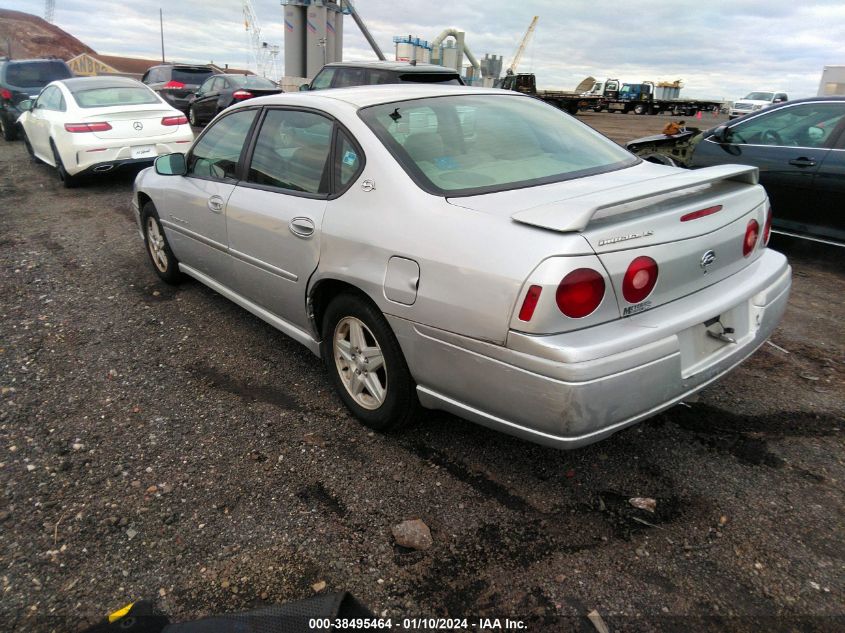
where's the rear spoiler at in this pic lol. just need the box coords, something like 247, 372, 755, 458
511, 165, 759, 232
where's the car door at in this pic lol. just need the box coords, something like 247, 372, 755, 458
692, 102, 845, 231
192, 77, 216, 120
224, 108, 337, 329
810, 119, 845, 243
160, 107, 258, 288
26, 85, 63, 159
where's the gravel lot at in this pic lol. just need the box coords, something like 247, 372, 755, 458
1, 112, 843, 632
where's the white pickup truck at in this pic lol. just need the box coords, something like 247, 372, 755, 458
729, 91, 788, 119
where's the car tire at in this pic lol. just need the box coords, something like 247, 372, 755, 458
50, 141, 78, 188
142, 202, 183, 284
322, 293, 418, 432
633, 104, 646, 115
188, 106, 199, 127
1, 116, 17, 141
22, 133, 37, 162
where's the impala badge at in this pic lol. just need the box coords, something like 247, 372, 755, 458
700, 249, 716, 273
361, 179, 375, 192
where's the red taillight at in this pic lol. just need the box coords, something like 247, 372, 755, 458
163, 80, 185, 89
161, 115, 188, 126
232, 90, 253, 100
518, 285, 543, 322
555, 269, 605, 318
762, 205, 773, 246
0, 89, 12, 100
622, 256, 658, 304
680, 205, 722, 222
743, 219, 759, 257
64, 122, 112, 133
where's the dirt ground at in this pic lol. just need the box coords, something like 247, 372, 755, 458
0, 112, 843, 633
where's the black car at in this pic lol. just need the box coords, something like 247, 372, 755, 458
141, 64, 216, 113
0, 58, 73, 141
187, 74, 281, 126
626, 97, 845, 245
303, 61, 464, 91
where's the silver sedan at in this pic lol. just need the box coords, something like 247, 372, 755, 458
132, 85, 791, 449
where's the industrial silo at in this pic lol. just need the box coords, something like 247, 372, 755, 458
283, 5, 306, 78
326, 10, 336, 64
306, 3, 328, 78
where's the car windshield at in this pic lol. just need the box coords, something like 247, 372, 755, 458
744, 92, 774, 101
360, 94, 637, 196
5, 61, 72, 88
231, 75, 277, 89
71, 86, 161, 108
171, 68, 215, 85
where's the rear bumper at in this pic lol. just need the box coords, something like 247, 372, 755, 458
390, 249, 791, 449
64, 136, 192, 175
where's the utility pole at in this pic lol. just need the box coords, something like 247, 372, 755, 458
160, 9, 165, 63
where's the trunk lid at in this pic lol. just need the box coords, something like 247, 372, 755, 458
84, 107, 185, 139
449, 163, 768, 317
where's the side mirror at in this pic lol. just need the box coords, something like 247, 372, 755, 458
711, 125, 730, 143
298, 83, 310, 92
17, 99, 33, 112
154, 153, 187, 176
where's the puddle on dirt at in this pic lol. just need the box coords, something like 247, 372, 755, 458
660, 403, 841, 469
190, 365, 300, 410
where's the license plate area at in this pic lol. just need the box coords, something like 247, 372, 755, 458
131, 145, 156, 159
678, 302, 750, 378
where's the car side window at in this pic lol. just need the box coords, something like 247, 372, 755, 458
335, 130, 363, 190
728, 103, 845, 148
198, 77, 214, 94
37, 86, 62, 111
211, 77, 225, 92
246, 109, 333, 194
187, 109, 257, 181
334, 68, 366, 88
310, 68, 335, 90
367, 70, 394, 85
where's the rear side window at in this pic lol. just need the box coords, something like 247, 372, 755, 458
246, 109, 333, 194
334, 68, 367, 88
335, 130, 363, 189
188, 109, 257, 181
72, 86, 160, 108
6, 61, 72, 88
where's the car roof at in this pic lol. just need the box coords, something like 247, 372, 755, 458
320, 61, 460, 74
151, 63, 214, 69
242, 84, 508, 109
58, 76, 145, 91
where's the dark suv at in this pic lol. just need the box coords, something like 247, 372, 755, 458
141, 64, 216, 113
0, 58, 73, 141
303, 61, 464, 91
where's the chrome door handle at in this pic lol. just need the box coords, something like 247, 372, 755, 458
207, 196, 224, 213
788, 157, 816, 168
289, 217, 315, 238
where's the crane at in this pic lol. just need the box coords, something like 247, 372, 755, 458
242, 0, 279, 79
505, 16, 538, 76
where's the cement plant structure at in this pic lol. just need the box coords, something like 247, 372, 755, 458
282, 0, 344, 79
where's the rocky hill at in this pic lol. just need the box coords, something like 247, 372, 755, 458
0, 8, 94, 60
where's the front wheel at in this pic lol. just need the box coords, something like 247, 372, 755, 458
142, 202, 183, 284
322, 293, 418, 431
188, 106, 199, 127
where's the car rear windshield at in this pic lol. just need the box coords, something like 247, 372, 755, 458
71, 86, 161, 108
231, 75, 277, 89
360, 94, 637, 196
743, 92, 774, 101
398, 73, 463, 85
171, 68, 215, 85
5, 61, 72, 88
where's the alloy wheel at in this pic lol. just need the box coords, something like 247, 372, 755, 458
146, 216, 169, 273
333, 316, 387, 410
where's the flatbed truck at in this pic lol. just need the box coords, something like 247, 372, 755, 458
497, 73, 599, 115
585, 79, 723, 116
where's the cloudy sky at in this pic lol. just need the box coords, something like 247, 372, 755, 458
4, 0, 844, 98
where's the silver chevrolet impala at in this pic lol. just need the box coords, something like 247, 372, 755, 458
132, 85, 791, 449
